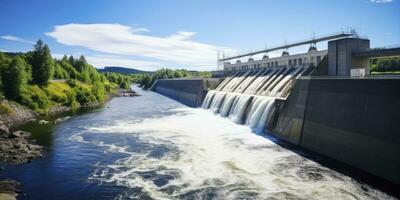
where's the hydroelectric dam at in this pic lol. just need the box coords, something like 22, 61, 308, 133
151, 32, 400, 192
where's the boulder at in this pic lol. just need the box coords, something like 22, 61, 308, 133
0, 179, 20, 200
0, 125, 9, 137
9, 131, 31, 139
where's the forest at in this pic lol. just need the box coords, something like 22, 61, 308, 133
0, 40, 131, 114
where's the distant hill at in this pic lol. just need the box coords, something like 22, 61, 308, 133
98, 66, 153, 74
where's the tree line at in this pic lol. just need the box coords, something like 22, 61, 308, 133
134, 68, 212, 89
370, 56, 400, 73
0, 40, 132, 113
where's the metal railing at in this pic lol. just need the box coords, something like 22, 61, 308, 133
299, 74, 400, 80
219, 31, 356, 61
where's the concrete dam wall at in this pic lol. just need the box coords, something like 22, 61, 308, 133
151, 78, 222, 107
272, 77, 400, 184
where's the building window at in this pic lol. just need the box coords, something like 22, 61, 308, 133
289, 59, 292, 66
267, 63, 270, 67
275, 61, 278, 66
317, 56, 322, 64
298, 58, 302, 65
293, 59, 297, 65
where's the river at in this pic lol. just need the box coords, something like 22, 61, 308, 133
0, 86, 395, 200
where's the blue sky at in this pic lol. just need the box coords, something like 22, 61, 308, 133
0, 0, 399, 70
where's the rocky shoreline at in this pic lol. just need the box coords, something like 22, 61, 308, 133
0, 100, 37, 128
0, 179, 20, 200
0, 125, 43, 199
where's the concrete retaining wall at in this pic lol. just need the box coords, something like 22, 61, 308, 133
269, 79, 310, 145
272, 77, 400, 184
151, 78, 222, 107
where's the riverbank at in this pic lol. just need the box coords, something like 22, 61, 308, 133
0, 86, 127, 128
0, 125, 43, 199
0, 87, 138, 199
0, 100, 105, 200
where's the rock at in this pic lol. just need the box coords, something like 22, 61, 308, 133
9, 131, 31, 139
0, 132, 43, 164
38, 120, 49, 124
0, 125, 9, 137
0, 179, 20, 200
0, 100, 37, 128
0, 141, 12, 151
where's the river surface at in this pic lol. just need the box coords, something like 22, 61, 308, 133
0, 87, 395, 200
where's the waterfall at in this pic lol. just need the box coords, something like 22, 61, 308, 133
209, 92, 226, 113
202, 65, 311, 132
246, 97, 275, 130
228, 94, 252, 123
219, 93, 239, 117
202, 90, 216, 108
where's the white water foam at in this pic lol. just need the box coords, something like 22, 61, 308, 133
70, 107, 394, 200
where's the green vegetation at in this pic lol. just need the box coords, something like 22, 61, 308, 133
371, 71, 400, 75
370, 56, 400, 73
134, 68, 212, 89
29, 40, 54, 86
103, 72, 132, 90
0, 40, 132, 114
0, 102, 13, 114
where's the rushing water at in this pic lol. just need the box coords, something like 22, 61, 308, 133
0, 86, 395, 200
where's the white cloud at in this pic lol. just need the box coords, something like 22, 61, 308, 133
168, 31, 196, 41
46, 23, 236, 69
370, 0, 394, 3
53, 53, 161, 71
132, 27, 150, 33
1, 35, 34, 44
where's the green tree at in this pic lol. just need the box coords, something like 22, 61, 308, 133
74, 55, 87, 72
30, 39, 54, 86
1, 57, 28, 100
174, 70, 183, 78
140, 74, 153, 89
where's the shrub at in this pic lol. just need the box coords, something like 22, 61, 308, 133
45, 82, 73, 104
0, 102, 14, 114
66, 79, 77, 87
20, 85, 51, 111
65, 90, 78, 108
75, 87, 96, 105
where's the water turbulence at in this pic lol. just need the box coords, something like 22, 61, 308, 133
202, 65, 312, 132
81, 87, 392, 199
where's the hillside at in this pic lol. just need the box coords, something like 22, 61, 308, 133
98, 66, 153, 74
0, 40, 133, 117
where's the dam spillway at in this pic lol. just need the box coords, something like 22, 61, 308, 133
151, 36, 400, 191
202, 65, 312, 131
